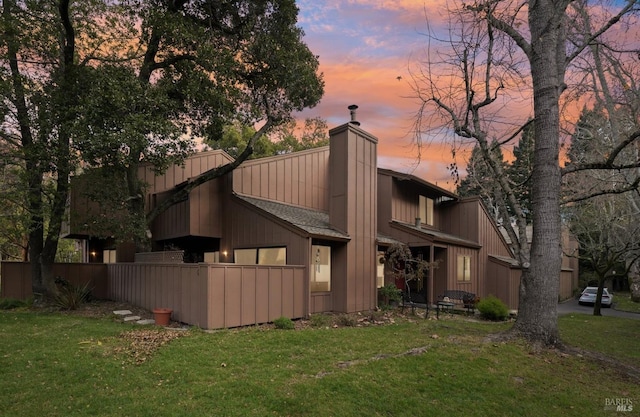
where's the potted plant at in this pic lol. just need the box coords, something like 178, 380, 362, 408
153, 308, 173, 326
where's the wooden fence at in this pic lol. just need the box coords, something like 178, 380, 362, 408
1, 262, 306, 330
1, 262, 108, 300
485, 261, 578, 310
108, 263, 307, 329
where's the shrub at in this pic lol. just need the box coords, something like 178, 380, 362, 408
0, 298, 29, 310
378, 283, 402, 310
309, 314, 332, 328
273, 316, 295, 330
52, 279, 92, 310
477, 295, 509, 321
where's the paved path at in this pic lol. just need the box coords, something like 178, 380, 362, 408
557, 298, 640, 320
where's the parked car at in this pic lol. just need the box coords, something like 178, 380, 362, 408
578, 286, 613, 307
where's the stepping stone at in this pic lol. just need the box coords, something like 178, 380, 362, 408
123, 315, 141, 322
113, 310, 133, 316
136, 319, 156, 325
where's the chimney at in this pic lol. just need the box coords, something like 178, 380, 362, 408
348, 104, 360, 126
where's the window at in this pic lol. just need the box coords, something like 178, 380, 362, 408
234, 247, 286, 265
419, 195, 434, 226
258, 247, 286, 265
234, 249, 257, 264
457, 255, 471, 281
311, 245, 331, 292
103, 250, 116, 264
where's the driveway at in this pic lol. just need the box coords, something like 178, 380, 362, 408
557, 298, 640, 320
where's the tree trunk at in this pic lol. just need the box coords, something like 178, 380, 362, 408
629, 260, 640, 302
511, 0, 569, 346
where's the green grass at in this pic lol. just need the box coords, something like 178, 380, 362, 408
0, 310, 638, 417
613, 291, 640, 313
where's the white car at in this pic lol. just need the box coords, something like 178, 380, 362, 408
578, 286, 613, 307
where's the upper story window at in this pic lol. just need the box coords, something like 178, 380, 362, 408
419, 195, 434, 226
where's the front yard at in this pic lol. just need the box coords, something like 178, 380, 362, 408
0, 304, 637, 416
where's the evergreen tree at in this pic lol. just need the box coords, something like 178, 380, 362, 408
507, 121, 535, 223
457, 140, 506, 221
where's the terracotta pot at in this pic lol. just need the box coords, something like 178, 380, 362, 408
153, 308, 173, 326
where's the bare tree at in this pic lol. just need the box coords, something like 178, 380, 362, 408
565, 195, 640, 315
410, 0, 639, 346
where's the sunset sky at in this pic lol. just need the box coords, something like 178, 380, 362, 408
292, 1, 638, 189
294, 0, 487, 189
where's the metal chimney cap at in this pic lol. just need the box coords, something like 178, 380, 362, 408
348, 104, 360, 126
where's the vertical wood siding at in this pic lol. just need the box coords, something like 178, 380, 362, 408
221, 198, 310, 266
329, 125, 377, 313
232, 147, 330, 210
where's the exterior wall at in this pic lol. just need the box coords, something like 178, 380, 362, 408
390, 178, 441, 227
329, 123, 378, 313
439, 200, 479, 242
440, 245, 480, 297
139, 150, 234, 197
485, 260, 521, 310
220, 197, 311, 266
376, 173, 393, 236
232, 147, 330, 211
151, 177, 226, 240
1, 262, 108, 299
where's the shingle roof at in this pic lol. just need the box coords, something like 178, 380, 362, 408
234, 194, 350, 240
391, 221, 481, 248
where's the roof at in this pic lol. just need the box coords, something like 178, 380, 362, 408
377, 168, 459, 200
234, 194, 350, 241
390, 221, 481, 248
489, 254, 521, 267
376, 233, 404, 246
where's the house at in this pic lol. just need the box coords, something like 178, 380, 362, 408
64, 106, 554, 320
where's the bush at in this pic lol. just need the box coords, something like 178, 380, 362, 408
273, 316, 295, 330
309, 314, 332, 328
0, 298, 29, 310
477, 295, 509, 321
378, 283, 402, 310
53, 279, 92, 310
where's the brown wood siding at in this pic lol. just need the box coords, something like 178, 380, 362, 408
140, 150, 234, 197
221, 197, 310, 266
66, 151, 232, 238
151, 178, 225, 240
485, 260, 520, 309
329, 124, 377, 313
232, 147, 330, 211
442, 246, 479, 296
440, 200, 478, 242
391, 179, 418, 225
389, 177, 442, 227
376, 174, 393, 236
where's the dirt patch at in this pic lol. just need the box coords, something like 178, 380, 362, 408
56, 300, 154, 321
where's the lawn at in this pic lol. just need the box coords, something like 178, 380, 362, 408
0, 307, 637, 417
613, 291, 640, 314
